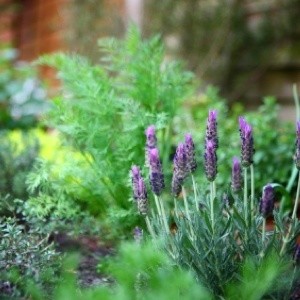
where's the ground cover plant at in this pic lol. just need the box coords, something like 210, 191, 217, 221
131, 109, 300, 299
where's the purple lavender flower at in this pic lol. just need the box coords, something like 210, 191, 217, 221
148, 148, 165, 196
145, 125, 157, 149
185, 133, 197, 173
133, 226, 143, 244
204, 140, 217, 182
294, 121, 300, 169
231, 157, 242, 193
145, 125, 157, 163
131, 166, 148, 215
223, 193, 230, 207
259, 184, 275, 218
294, 243, 300, 264
136, 177, 148, 215
206, 110, 218, 148
131, 165, 141, 200
172, 143, 189, 196
239, 117, 254, 167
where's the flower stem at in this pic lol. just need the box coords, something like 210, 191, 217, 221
156, 195, 169, 234
173, 197, 179, 219
210, 181, 215, 234
182, 186, 191, 222
280, 171, 300, 256
250, 164, 255, 222
154, 194, 162, 218
192, 175, 199, 212
212, 180, 216, 200
262, 218, 266, 245
244, 167, 248, 227
292, 171, 300, 220
182, 186, 195, 240
145, 216, 156, 239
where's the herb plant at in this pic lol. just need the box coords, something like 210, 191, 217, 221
131, 112, 300, 298
0, 214, 61, 299
33, 27, 193, 230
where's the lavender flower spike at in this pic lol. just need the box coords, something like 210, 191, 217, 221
145, 125, 157, 149
131, 166, 148, 215
131, 165, 141, 200
259, 184, 275, 218
204, 140, 217, 182
185, 133, 197, 173
294, 243, 300, 264
172, 143, 188, 196
206, 110, 218, 148
149, 148, 165, 196
145, 125, 157, 166
294, 121, 300, 169
137, 177, 148, 215
133, 227, 143, 244
239, 116, 254, 167
231, 157, 242, 193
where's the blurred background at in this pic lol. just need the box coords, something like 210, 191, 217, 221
0, 2, 300, 296
0, 0, 300, 119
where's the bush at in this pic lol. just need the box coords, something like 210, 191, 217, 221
131, 110, 300, 299
0, 214, 61, 299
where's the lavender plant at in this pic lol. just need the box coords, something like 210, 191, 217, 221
130, 111, 300, 298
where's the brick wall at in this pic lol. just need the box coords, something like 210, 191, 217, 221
0, 0, 18, 44
15, 0, 68, 61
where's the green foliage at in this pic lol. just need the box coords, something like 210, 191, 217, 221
19, 241, 211, 300
0, 215, 61, 299
225, 254, 289, 300
149, 195, 299, 298
0, 46, 49, 129
34, 28, 193, 224
131, 107, 300, 298
0, 131, 39, 214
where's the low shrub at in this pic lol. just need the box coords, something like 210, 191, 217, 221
130, 111, 300, 299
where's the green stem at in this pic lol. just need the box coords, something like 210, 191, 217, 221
280, 172, 300, 256
212, 180, 216, 200
244, 167, 248, 227
182, 186, 191, 222
174, 197, 179, 219
154, 194, 162, 218
250, 164, 255, 222
145, 216, 156, 239
192, 175, 199, 212
156, 195, 169, 234
262, 218, 266, 245
280, 225, 292, 256
292, 171, 300, 220
210, 181, 215, 234
182, 186, 195, 240
286, 167, 298, 193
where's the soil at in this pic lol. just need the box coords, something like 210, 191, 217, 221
52, 232, 114, 288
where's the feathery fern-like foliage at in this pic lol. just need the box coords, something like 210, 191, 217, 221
33, 28, 193, 222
